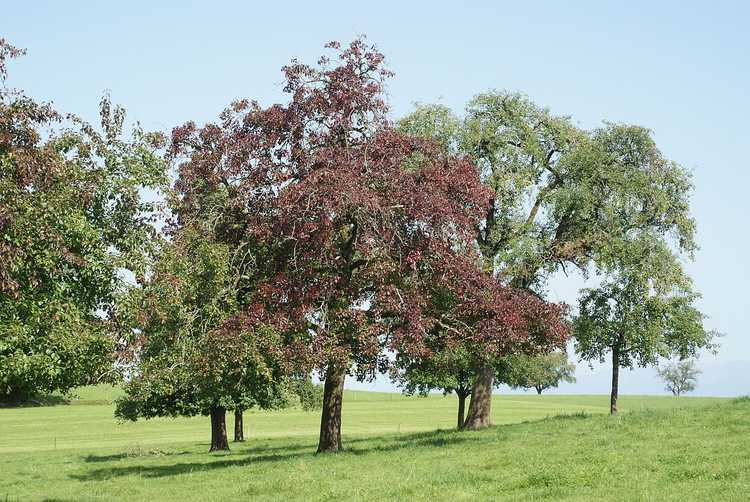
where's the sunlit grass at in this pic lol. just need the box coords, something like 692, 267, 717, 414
0, 386, 744, 501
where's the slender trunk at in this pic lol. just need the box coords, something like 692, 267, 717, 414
463, 365, 494, 430
209, 406, 229, 452
234, 409, 245, 442
536, 386, 543, 395
456, 390, 468, 429
610, 341, 621, 415
317, 364, 346, 453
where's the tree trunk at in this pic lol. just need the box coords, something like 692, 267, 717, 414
209, 406, 229, 452
610, 342, 621, 415
463, 365, 494, 430
234, 409, 245, 442
456, 390, 468, 429
535, 386, 543, 395
317, 364, 346, 453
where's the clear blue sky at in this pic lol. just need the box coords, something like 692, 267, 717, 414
4, 1, 748, 395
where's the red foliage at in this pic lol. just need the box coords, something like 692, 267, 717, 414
171, 39, 568, 379
398, 253, 570, 362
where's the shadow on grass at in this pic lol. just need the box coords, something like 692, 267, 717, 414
71, 428, 481, 481
0, 395, 69, 408
83, 450, 194, 463
67, 400, 748, 483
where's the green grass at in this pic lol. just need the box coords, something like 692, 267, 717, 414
0, 386, 746, 501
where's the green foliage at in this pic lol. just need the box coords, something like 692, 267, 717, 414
393, 344, 544, 397
396, 103, 461, 154
285, 376, 324, 411
114, 226, 288, 421
399, 92, 708, 404
658, 359, 701, 396
505, 351, 576, 394
398, 92, 697, 290
392, 345, 475, 398
573, 238, 716, 371
0, 39, 167, 401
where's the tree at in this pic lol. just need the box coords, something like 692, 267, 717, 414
399, 258, 569, 430
658, 359, 701, 397
234, 409, 245, 442
392, 345, 475, 428
574, 237, 715, 414
114, 228, 288, 451
0, 39, 166, 403
171, 39, 484, 453
393, 345, 545, 429
505, 351, 576, 394
398, 93, 701, 428
170, 39, 569, 451
287, 375, 324, 411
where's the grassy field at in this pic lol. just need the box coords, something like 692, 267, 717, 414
0, 386, 746, 501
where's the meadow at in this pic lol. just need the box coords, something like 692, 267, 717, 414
1, 386, 747, 501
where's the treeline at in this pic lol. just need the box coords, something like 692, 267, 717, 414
0, 38, 715, 452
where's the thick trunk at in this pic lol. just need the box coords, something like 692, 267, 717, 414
234, 409, 245, 442
456, 391, 468, 429
317, 364, 346, 453
463, 365, 494, 430
209, 406, 229, 452
610, 342, 621, 415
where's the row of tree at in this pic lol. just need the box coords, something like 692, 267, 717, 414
0, 37, 715, 453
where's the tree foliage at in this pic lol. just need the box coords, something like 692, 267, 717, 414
170, 39, 569, 449
657, 359, 701, 397
399, 93, 697, 289
114, 228, 288, 421
574, 242, 713, 370
398, 91, 707, 423
504, 351, 576, 394
574, 234, 715, 413
0, 39, 166, 402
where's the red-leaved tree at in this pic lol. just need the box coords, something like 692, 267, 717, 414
171, 38, 568, 452
410, 257, 569, 429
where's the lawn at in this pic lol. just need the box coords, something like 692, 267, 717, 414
0, 387, 746, 501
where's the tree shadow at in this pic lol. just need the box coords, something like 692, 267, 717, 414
83, 450, 194, 463
71, 428, 479, 481
0, 394, 69, 408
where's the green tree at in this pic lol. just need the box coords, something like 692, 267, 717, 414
657, 359, 701, 397
505, 351, 576, 394
574, 237, 715, 414
0, 39, 166, 403
398, 92, 699, 428
392, 345, 475, 428
114, 226, 289, 451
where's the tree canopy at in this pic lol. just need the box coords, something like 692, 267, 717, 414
0, 35, 717, 457
505, 351, 576, 395
170, 39, 569, 450
397, 89, 709, 425
574, 234, 715, 413
0, 38, 166, 402
657, 359, 701, 397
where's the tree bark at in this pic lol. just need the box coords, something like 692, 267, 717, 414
317, 364, 346, 453
234, 409, 245, 442
209, 406, 230, 452
463, 365, 494, 430
610, 341, 621, 415
456, 390, 468, 429
535, 386, 543, 395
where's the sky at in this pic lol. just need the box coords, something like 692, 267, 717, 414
3, 1, 748, 396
